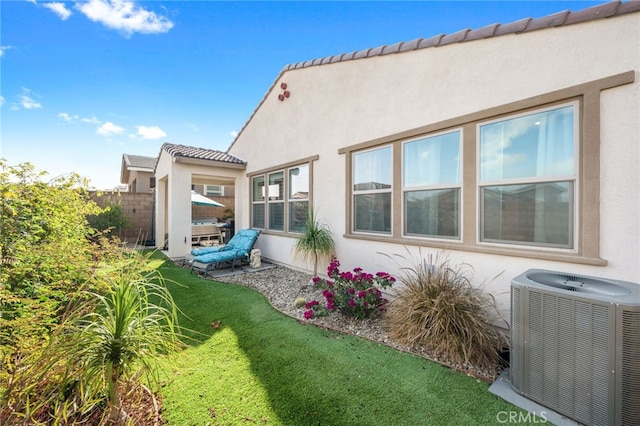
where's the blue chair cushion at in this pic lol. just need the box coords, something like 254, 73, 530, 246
193, 250, 237, 264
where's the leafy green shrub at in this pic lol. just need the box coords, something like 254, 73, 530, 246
0, 161, 107, 381
384, 251, 506, 373
0, 161, 176, 423
87, 198, 130, 237
1, 251, 183, 424
307, 258, 395, 319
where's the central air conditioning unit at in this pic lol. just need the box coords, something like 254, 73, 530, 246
511, 269, 640, 426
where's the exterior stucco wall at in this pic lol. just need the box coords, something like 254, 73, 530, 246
127, 170, 154, 193
155, 150, 245, 258
155, 152, 192, 258
228, 14, 640, 318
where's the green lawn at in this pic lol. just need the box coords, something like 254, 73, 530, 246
153, 254, 531, 425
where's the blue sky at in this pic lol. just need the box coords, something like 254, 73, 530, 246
1, 0, 602, 189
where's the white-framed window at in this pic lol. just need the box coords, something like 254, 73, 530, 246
251, 175, 265, 229
341, 71, 637, 265
288, 164, 309, 233
204, 185, 223, 196
352, 146, 392, 234
478, 102, 577, 248
268, 171, 285, 231
403, 130, 462, 239
250, 157, 315, 233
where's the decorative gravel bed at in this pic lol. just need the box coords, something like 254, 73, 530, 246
198, 262, 500, 381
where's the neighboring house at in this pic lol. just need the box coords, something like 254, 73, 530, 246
120, 154, 156, 193
155, 1, 640, 318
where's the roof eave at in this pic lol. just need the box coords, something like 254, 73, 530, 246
226, 1, 640, 150
173, 156, 247, 170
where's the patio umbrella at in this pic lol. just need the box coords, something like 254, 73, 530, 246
191, 190, 225, 207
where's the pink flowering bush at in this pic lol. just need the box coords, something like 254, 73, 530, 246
306, 257, 395, 319
303, 299, 329, 319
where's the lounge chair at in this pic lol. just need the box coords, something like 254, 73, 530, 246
187, 228, 261, 276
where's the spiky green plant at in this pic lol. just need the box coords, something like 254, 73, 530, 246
293, 208, 334, 276
0, 253, 184, 425
383, 250, 507, 373
75, 267, 182, 424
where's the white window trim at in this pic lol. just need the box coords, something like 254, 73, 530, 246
204, 184, 224, 196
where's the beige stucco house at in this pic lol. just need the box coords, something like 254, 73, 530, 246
155, 1, 640, 317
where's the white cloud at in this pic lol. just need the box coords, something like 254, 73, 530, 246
230, 131, 238, 138
0, 46, 12, 58
15, 88, 42, 110
82, 116, 102, 124
21, 96, 41, 109
43, 2, 72, 20
136, 125, 166, 140
58, 112, 79, 122
77, 0, 174, 36
97, 121, 124, 135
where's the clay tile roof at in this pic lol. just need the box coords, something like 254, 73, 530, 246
280, 1, 639, 72
399, 38, 422, 52
227, 1, 640, 152
418, 34, 445, 48
465, 23, 500, 41
161, 143, 245, 165
523, 10, 571, 32
494, 17, 532, 36
381, 41, 403, 55
353, 48, 372, 59
439, 28, 472, 46
565, 1, 620, 24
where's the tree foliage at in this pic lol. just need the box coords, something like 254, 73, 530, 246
1, 161, 183, 424
0, 161, 105, 380
87, 198, 130, 237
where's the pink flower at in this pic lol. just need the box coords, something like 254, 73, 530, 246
312, 276, 321, 284
303, 310, 314, 319
322, 290, 335, 299
327, 258, 340, 276
341, 271, 354, 281
348, 288, 355, 295
304, 300, 320, 309
357, 291, 367, 298
327, 300, 335, 310
348, 299, 356, 307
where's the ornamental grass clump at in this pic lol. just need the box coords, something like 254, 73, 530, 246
293, 208, 335, 276
384, 251, 506, 373
305, 258, 395, 319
